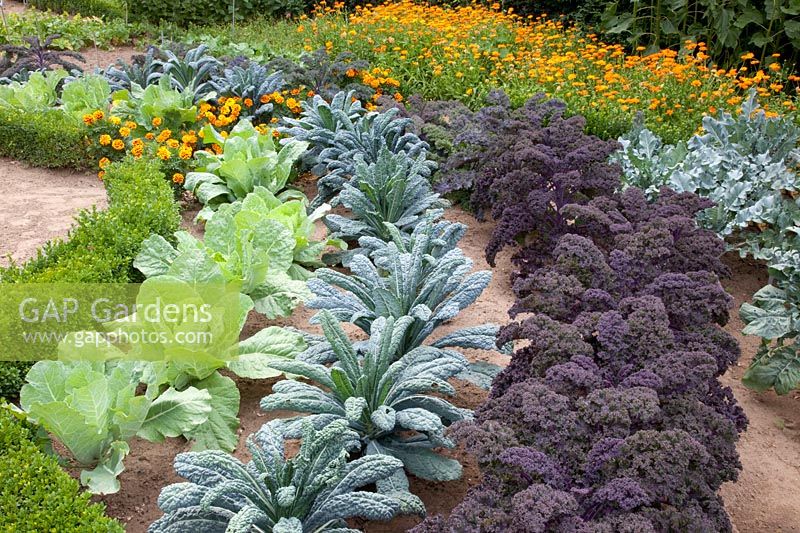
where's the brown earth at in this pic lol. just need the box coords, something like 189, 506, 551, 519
0, 158, 106, 267
720, 255, 800, 533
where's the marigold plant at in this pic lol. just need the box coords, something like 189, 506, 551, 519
303, 0, 798, 142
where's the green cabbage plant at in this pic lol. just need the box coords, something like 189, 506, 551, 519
20, 360, 212, 494
185, 120, 309, 222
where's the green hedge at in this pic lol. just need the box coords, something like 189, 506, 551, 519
0, 407, 124, 531
130, 0, 312, 25
28, 0, 127, 18
0, 108, 89, 169
0, 157, 180, 397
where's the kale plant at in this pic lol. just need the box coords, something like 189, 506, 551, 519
323, 147, 448, 244
281, 90, 435, 208
0, 35, 84, 80
413, 185, 745, 532
306, 224, 497, 358
614, 91, 800, 257
740, 249, 800, 394
261, 312, 470, 513
103, 46, 162, 92
151, 45, 221, 102
209, 62, 284, 121
149, 419, 404, 532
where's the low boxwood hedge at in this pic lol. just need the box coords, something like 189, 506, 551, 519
0, 406, 124, 531
0, 108, 89, 169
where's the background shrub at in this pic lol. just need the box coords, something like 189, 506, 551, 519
0, 108, 88, 169
28, 0, 127, 19
130, 0, 313, 26
0, 407, 124, 531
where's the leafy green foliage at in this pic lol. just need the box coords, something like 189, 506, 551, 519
0, 69, 65, 109
741, 250, 800, 394
0, 35, 84, 80
281, 90, 435, 207
0, 11, 135, 50
20, 361, 213, 494
150, 418, 402, 532
615, 91, 800, 253
324, 147, 448, 243
185, 120, 309, 221
112, 75, 198, 132
0, 406, 124, 531
28, 0, 127, 19
104, 46, 162, 92
261, 312, 470, 510
0, 106, 87, 168
61, 74, 112, 118
150, 45, 221, 102
307, 221, 497, 358
136, 187, 324, 317
600, 0, 800, 65
209, 62, 285, 122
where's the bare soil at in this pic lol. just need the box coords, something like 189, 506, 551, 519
0, 158, 106, 267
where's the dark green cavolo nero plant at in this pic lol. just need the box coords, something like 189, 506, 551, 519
261, 312, 471, 513
281, 90, 435, 208
150, 418, 404, 532
306, 220, 498, 359
324, 147, 449, 244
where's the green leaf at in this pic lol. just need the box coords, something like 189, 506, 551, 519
138, 387, 212, 442
185, 373, 240, 452
80, 441, 130, 495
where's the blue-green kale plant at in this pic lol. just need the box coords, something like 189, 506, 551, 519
149, 419, 404, 532
261, 311, 471, 513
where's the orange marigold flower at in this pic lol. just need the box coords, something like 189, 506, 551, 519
172, 172, 185, 184
98, 170, 105, 180
179, 146, 193, 160
119, 126, 131, 137
244, 98, 254, 107
111, 139, 125, 151
156, 129, 172, 143
82, 114, 94, 125
92, 110, 104, 121
152, 117, 163, 127
167, 139, 180, 149
99, 134, 112, 146
145, 132, 155, 140
156, 146, 171, 160
98, 157, 111, 169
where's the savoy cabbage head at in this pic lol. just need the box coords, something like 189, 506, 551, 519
149, 418, 404, 533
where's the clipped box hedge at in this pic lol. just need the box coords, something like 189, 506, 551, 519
0, 108, 89, 169
0, 157, 180, 397
28, 0, 127, 18
0, 406, 124, 531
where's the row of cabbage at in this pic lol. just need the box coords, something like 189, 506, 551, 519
404, 95, 746, 531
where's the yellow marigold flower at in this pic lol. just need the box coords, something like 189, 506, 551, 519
99, 134, 112, 146
145, 132, 155, 140
769, 63, 781, 72
98, 170, 105, 180
111, 139, 125, 151
119, 127, 131, 137
82, 114, 94, 125
98, 157, 111, 169
156, 129, 172, 143
156, 146, 171, 160
179, 146, 193, 160
92, 110, 104, 121
124, 121, 137, 130
152, 117, 163, 127
167, 139, 180, 149
172, 173, 185, 184
109, 116, 121, 126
